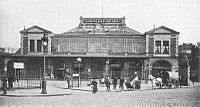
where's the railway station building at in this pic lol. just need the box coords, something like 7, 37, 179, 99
11, 16, 179, 81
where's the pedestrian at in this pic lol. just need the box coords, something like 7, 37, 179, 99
1, 75, 7, 94
87, 79, 98, 94
65, 74, 71, 88
112, 76, 117, 90
8, 75, 14, 91
119, 76, 124, 90
105, 75, 111, 91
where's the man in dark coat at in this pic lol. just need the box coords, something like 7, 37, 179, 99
8, 75, 14, 91
104, 75, 111, 91
112, 76, 117, 90
119, 76, 124, 90
65, 74, 71, 88
1, 75, 7, 94
88, 79, 98, 94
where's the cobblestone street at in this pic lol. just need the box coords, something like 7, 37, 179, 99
0, 84, 200, 107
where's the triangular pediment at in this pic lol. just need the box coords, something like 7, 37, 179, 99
20, 25, 52, 34
28, 28, 44, 32
154, 29, 171, 33
145, 26, 180, 35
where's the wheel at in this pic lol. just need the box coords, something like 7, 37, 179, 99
135, 80, 141, 89
168, 83, 172, 89
174, 79, 179, 88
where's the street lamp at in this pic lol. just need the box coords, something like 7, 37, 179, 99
41, 34, 48, 94
77, 57, 81, 87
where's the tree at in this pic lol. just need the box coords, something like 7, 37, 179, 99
189, 45, 199, 82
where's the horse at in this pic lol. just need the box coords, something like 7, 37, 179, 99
148, 74, 162, 89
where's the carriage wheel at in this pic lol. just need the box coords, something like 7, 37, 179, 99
168, 83, 172, 89
174, 80, 179, 88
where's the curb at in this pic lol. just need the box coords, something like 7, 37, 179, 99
0, 93, 72, 97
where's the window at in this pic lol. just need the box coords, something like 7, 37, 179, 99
163, 41, 169, 54
30, 40, 35, 52
155, 41, 161, 54
37, 40, 42, 52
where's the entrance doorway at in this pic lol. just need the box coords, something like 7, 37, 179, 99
129, 61, 142, 78
152, 60, 171, 78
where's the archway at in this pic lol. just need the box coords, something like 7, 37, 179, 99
129, 61, 142, 79
152, 60, 171, 78
53, 59, 65, 80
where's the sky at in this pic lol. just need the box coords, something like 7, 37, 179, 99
0, 0, 200, 49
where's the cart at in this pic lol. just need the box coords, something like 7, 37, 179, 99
161, 71, 179, 89
125, 76, 141, 90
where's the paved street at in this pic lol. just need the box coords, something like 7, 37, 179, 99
0, 82, 200, 107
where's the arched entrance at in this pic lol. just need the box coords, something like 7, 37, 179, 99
152, 60, 171, 78
54, 59, 65, 80
129, 61, 142, 78
110, 61, 122, 78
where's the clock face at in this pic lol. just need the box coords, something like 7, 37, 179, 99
96, 24, 101, 30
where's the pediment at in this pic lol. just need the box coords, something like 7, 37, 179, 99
20, 25, 52, 34
28, 28, 44, 32
154, 29, 171, 33
145, 26, 180, 35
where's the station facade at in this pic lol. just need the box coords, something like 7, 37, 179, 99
12, 16, 179, 80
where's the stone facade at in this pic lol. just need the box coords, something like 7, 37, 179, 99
11, 17, 180, 81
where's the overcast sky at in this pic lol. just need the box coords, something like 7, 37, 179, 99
0, 0, 200, 49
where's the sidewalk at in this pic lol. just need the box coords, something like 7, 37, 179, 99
0, 85, 72, 97
1, 80, 200, 97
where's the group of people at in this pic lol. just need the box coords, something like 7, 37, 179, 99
104, 75, 125, 91
88, 75, 125, 94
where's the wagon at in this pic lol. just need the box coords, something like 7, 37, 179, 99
125, 76, 141, 90
161, 71, 179, 89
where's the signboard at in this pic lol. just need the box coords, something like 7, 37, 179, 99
14, 62, 24, 69
72, 74, 79, 77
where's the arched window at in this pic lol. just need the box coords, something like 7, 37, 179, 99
129, 61, 142, 77
152, 61, 171, 78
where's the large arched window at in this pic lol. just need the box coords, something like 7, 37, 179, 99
152, 60, 171, 78
129, 61, 142, 78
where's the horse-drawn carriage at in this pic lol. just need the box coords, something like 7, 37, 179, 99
125, 76, 141, 90
149, 71, 179, 89
161, 71, 179, 89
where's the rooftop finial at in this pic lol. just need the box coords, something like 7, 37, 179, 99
24, 25, 26, 30
102, 0, 103, 18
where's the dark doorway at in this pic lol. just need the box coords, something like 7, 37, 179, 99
152, 60, 171, 78
129, 61, 142, 78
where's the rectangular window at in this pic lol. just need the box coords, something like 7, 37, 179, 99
30, 40, 35, 52
37, 40, 42, 52
155, 41, 161, 54
163, 41, 169, 54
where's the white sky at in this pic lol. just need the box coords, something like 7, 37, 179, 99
0, 0, 200, 48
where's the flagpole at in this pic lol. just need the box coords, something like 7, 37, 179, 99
102, 0, 103, 18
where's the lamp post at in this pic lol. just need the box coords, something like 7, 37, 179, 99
41, 34, 48, 94
186, 55, 190, 86
77, 57, 81, 87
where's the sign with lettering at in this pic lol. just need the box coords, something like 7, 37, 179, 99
73, 74, 79, 77
14, 62, 24, 69
83, 19, 122, 23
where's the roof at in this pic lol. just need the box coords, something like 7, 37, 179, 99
20, 25, 52, 34
145, 26, 180, 35
15, 48, 21, 54
54, 17, 142, 37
